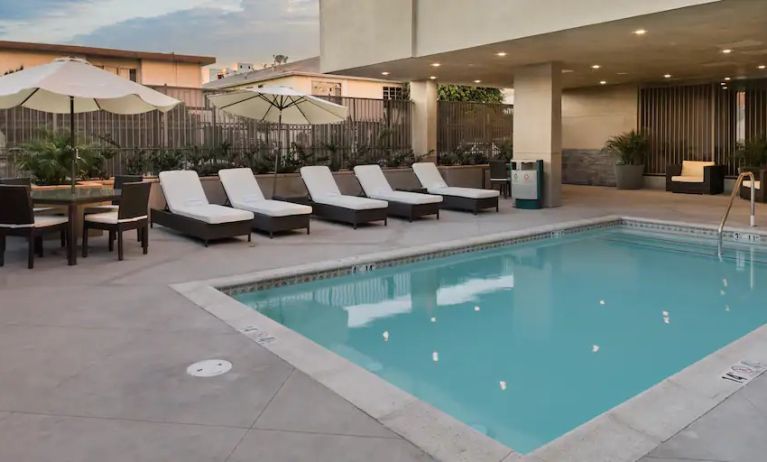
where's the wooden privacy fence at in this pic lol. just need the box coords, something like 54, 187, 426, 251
437, 100, 514, 161
0, 89, 413, 177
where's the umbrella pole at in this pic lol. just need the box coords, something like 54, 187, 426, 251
69, 96, 76, 192
272, 111, 282, 198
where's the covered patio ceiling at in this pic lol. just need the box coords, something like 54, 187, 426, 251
330, 0, 767, 89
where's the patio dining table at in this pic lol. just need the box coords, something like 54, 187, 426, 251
31, 187, 120, 266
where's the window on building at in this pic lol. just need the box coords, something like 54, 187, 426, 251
312, 81, 342, 97
383, 86, 404, 100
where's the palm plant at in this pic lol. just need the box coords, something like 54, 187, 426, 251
604, 130, 650, 165
16, 129, 107, 185
735, 136, 767, 171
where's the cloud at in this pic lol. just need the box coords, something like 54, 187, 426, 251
68, 0, 319, 64
0, 0, 90, 20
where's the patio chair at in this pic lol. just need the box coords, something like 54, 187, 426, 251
0, 177, 55, 213
0, 185, 69, 269
151, 170, 253, 247
353, 164, 441, 221
489, 160, 511, 198
84, 175, 143, 214
739, 168, 767, 203
412, 162, 500, 214
219, 168, 312, 237
82, 181, 151, 261
666, 161, 725, 195
300, 165, 388, 228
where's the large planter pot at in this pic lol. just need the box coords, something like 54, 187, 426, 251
614, 164, 644, 190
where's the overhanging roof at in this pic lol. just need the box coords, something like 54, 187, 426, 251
328, 0, 767, 89
0, 40, 216, 66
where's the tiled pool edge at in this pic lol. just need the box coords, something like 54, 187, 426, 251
172, 216, 767, 462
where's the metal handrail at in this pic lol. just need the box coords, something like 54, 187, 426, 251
718, 171, 756, 243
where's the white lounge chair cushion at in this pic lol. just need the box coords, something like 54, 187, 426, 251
354, 165, 394, 195
236, 199, 312, 217
680, 161, 714, 178
300, 166, 341, 198
412, 162, 448, 190
219, 168, 311, 217
85, 211, 147, 224
313, 195, 388, 210
742, 180, 761, 190
219, 168, 266, 202
430, 186, 500, 199
174, 204, 253, 225
671, 175, 704, 183
159, 170, 210, 213
368, 190, 442, 205
0, 214, 68, 229
354, 164, 441, 204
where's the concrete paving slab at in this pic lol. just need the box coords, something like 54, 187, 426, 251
227, 428, 434, 462
48, 330, 293, 427
0, 413, 245, 462
254, 370, 397, 438
643, 392, 767, 462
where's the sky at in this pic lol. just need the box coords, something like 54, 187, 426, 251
0, 0, 320, 66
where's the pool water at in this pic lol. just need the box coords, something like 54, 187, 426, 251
236, 228, 767, 453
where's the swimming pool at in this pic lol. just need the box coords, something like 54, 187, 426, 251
235, 226, 767, 454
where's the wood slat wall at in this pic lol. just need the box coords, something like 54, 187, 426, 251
437, 101, 513, 157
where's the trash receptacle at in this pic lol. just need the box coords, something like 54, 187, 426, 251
511, 160, 544, 209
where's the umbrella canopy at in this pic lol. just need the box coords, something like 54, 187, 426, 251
0, 57, 180, 114
208, 86, 349, 196
207, 85, 348, 124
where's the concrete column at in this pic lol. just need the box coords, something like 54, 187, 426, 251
410, 80, 438, 160
513, 62, 562, 207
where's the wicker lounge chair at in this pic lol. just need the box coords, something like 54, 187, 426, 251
354, 164, 441, 221
412, 162, 499, 214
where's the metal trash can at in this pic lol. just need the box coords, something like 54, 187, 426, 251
511, 160, 544, 209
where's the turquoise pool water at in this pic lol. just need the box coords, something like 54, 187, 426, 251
236, 228, 767, 453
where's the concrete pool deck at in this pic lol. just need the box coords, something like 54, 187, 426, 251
0, 184, 765, 462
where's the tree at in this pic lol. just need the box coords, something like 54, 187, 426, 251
437, 84, 503, 103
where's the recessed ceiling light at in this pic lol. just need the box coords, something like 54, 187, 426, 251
429, 75, 437, 80
720, 82, 726, 86
723, 86, 728, 90
381, 71, 390, 76
664, 74, 672, 78
759, 65, 766, 70
431, 63, 441, 67
591, 64, 601, 69
724, 76, 731, 81
496, 52, 507, 57
599, 80, 607, 85
474, 79, 482, 83
633, 29, 647, 35
616, 72, 629, 75
722, 49, 732, 54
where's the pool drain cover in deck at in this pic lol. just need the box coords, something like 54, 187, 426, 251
186, 359, 232, 377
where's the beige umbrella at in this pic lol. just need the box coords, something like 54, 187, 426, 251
208, 85, 349, 196
0, 57, 181, 189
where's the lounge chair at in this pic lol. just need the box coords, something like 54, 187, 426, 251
353, 164, 442, 221
151, 170, 253, 246
219, 168, 312, 237
299, 166, 388, 229
666, 161, 725, 195
412, 162, 500, 214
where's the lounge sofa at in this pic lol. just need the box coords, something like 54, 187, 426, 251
739, 168, 767, 203
666, 160, 726, 195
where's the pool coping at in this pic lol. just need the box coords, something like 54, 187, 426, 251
172, 215, 767, 462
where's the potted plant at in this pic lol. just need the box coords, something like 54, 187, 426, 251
604, 130, 649, 190
735, 136, 767, 174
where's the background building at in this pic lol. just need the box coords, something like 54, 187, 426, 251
204, 56, 405, 100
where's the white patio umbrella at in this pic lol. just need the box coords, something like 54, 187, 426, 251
208, 85, 349, 196
0, 57, 181, 189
